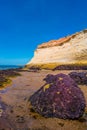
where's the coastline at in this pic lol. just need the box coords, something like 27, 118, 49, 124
0, 65, 24, 70
0, 68, 21, 90
0, 70, 87, 129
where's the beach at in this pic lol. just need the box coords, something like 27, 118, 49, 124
0, 70, 87, 130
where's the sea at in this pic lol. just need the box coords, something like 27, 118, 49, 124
0, 65, 24, 70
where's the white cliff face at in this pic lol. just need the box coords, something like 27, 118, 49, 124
27, 30, 87, 65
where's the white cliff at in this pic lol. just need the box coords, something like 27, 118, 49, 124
27, 29, 87, 68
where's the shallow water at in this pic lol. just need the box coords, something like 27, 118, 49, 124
0, 84, 16, 94
0, 88, 10, 94
0, 71, 87, 130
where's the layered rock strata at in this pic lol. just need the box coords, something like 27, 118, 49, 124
27, 29, 87, 69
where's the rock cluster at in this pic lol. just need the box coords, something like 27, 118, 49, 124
30, 73, 86, 119
0, 69, 21, 88
53, 65, 87, 70
69, 72, 87, 85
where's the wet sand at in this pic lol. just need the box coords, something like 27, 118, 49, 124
0, 70, 87, 130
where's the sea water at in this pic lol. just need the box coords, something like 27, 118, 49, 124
0, 65, 24, 70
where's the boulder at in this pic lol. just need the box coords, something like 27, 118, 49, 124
69, 72, 87, 85
30, 73, 86, 119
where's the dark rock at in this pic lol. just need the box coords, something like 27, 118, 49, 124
44, 73, 77, 87
28, 66, 41, 72
16, 116, 25, 123
53, 65, 87, 70
0, 69, 21, 77
43, 74, 55, 84
0, 69, 21, 88
69, 72, 87, 85
58, 122, 64, 127
30, 73, 86, 119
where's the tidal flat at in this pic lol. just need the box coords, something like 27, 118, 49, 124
0, 69, 87, 130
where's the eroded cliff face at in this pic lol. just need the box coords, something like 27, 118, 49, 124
27, 29, 87, 68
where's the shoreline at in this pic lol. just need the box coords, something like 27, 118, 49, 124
0, 70, 87, 129
0, 68, 21, 90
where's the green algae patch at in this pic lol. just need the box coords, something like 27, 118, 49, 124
0, 70, 21, 78
0, 77, 12, 89
0, 69, 21, 90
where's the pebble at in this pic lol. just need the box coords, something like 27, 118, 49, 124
0, 104, 3, 117
16, 116, 25, 123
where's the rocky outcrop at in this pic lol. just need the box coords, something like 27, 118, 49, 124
29, 73, 86, 119
27, 29, 87, 69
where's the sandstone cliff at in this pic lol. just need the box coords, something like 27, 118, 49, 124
27, 29, 87, 69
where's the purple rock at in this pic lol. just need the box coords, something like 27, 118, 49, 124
69, 72, 87, 85
30, 73, 86, 119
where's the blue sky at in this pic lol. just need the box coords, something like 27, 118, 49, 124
0, 0, 87, 65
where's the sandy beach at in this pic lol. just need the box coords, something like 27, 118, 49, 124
0, 70, 87, 130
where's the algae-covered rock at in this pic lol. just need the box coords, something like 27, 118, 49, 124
30, 73, 86, 119
44, 73, 77, 87
0, 69, 21, 88
69, 72, 87, 85
0, 75, 11, 88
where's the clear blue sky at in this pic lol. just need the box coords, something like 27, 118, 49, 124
0, 0, 87, 65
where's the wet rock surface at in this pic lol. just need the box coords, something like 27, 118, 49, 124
0, 69, 21, 89
53, 65, 87, 70
43, 73, 77, 86
69, 72, 87, 85
0, 69, 21, 77
0, 71, 87, 130
0, 101, 12, 130
30, 73, 86, 119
